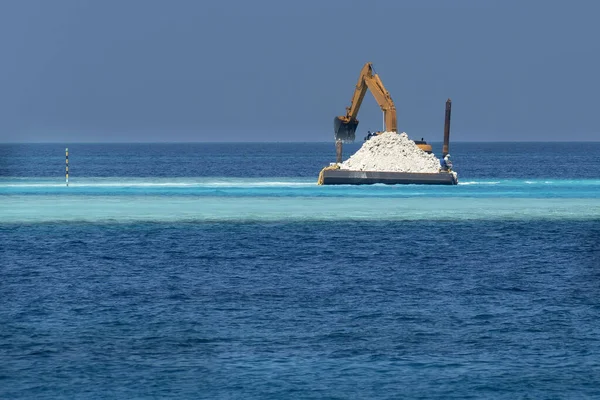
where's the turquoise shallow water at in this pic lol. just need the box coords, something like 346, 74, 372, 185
1, 177, 599, 223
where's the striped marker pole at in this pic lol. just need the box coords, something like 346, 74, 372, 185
66, 148, 69, 186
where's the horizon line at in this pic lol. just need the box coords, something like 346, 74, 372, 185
2, 140, 600, 144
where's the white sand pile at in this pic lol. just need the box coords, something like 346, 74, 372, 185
340, 132, 441, 173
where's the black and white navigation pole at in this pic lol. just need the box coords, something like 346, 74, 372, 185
66, 148, 69, 186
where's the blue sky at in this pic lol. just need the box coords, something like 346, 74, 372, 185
1, 0, 598, 142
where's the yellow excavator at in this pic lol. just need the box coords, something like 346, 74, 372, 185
334, 62, 432, 153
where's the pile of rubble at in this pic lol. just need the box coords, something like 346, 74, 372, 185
340, 132, 441, 173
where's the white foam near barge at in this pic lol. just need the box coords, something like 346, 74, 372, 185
318, 132, 458, 185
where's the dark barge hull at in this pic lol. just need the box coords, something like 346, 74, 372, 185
321, 170, 458, 185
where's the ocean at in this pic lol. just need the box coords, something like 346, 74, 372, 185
1, 142, 600, 399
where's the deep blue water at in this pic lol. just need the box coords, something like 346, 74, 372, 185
2, 142, 600, 179
2, 142, 600, 399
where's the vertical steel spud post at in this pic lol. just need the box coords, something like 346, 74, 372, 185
443, 99, 452, 157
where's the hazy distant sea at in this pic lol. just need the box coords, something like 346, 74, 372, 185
2, 142, 600, 399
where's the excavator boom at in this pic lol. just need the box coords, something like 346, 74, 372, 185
334, 62, 397, 142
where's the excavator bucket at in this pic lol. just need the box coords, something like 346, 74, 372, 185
334, 117, 358, 142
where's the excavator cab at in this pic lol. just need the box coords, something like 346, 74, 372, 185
334, 116, 358, 142
414, 138, 433, 153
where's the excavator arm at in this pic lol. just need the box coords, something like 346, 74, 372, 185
334, 62, 398, 142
